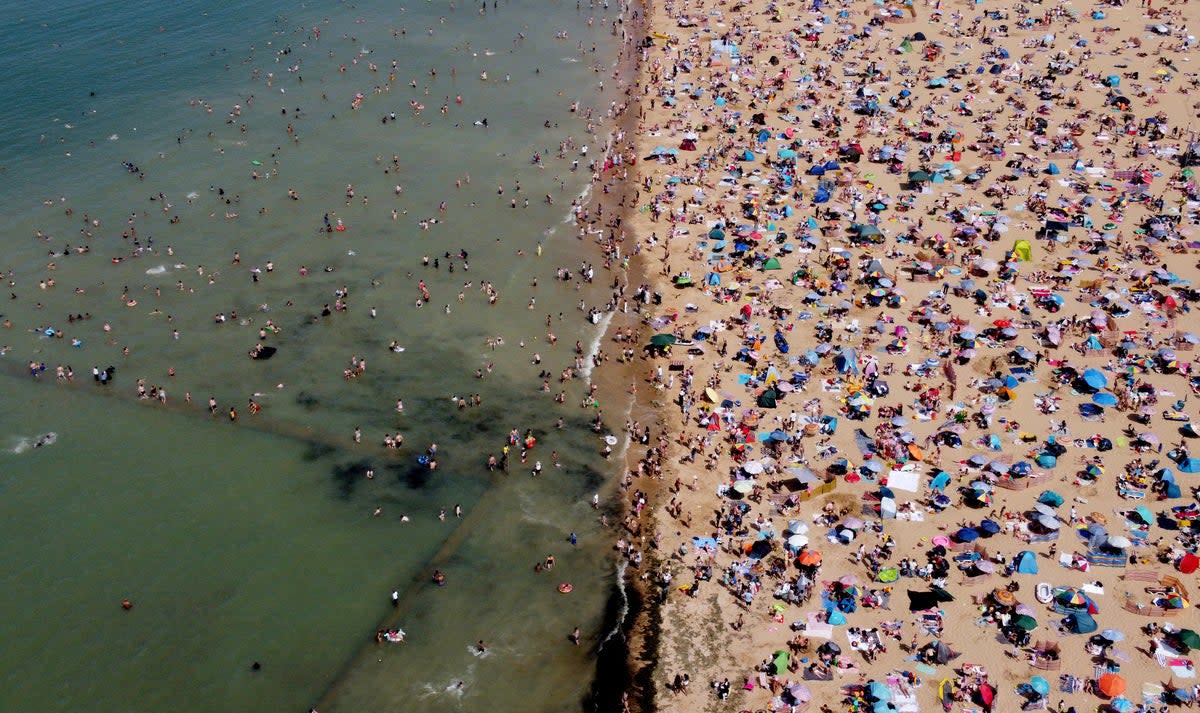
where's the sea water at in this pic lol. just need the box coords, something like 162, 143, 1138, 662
0, 1, 632, 711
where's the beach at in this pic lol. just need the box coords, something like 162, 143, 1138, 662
605, 0, 1200, 711
5, 0, 1200, 711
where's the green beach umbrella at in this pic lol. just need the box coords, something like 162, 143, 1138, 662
1013, 615, 1038, 631
1177, 629, 1200, 651
650, 334, 677, 347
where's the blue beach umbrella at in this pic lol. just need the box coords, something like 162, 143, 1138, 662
1081, 369, 1108, 390
1092, 392, 1118, 407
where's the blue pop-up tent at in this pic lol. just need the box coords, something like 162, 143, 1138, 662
1014, 550, 1038, 575
834, 348, 858, 374
930, 471, 951, 492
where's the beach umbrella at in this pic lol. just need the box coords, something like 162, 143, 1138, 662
787, 534, 809, 549
1013, 614, 1038, 631
1097, 673, 1126, 698
1175, 629, 1200, 651
975, 560, 996, 574
797, 550, 822, 566
979, 519, 1001, 535
1099, 628, 1126, 642
1092, 392, 1118, 407
954, 527, 979, 542
1037, 515, 1060, 530
1081, 368, 1108, 390
650, 333, 677, 346
1106, 535, 1131, 549
1029, 676, 1051, 696
742, 461, 764, 475
788, 684, 812, 705
732, 480, 755, 495
1056, 589, 1087, 607
842, 517, 864, 530
1034, 503, 1058, 517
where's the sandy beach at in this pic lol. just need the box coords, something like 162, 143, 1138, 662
597, 0, 1200, 711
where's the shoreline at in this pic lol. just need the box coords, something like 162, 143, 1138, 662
591, 0, 1200, 711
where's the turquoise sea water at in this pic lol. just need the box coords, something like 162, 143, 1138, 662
0, 1, 632, 711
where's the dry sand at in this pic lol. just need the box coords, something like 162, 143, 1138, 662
600, 0, 1200, 711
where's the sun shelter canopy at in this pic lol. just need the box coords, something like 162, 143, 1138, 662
886, 469, 921, 493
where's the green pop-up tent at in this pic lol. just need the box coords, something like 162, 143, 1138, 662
771, 650, 789, 674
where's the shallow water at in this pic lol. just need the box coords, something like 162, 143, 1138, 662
0, 1, 632, 711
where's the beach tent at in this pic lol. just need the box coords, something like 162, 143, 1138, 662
771, 650, 790, 675
907, 589, 944, 611
925, 641, 959, 664
757, 388, 779, 409
1012, 239, 1032, 262
1045, 163, 1061, 175
763, 257, 783, 271
930, 471, 951, 492
1064, 612, 1098, 634
886, 469, 921, 493
834, 348, 858, 374
1014, 550, 1039, 575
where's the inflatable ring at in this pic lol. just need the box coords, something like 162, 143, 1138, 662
126, 300, 138, 307
558, 583, 573, 594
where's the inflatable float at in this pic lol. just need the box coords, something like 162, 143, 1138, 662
558, 583, 573, 594
1035, 582, 1052, 604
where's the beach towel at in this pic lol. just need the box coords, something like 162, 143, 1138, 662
803, 612, 835, 639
